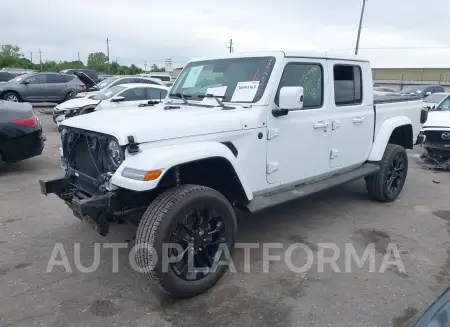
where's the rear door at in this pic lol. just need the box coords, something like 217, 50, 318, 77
328, 61, 374, 169
45, 74, 69, 102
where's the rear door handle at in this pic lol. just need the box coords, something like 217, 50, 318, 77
353, 117, 364, 123
313, 121, 329, 129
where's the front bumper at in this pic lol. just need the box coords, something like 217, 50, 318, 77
39, 176, 119, 236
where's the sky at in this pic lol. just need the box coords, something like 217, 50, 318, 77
2, 0, 450, 69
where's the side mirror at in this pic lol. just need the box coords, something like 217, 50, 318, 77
425, 91, 431, 96
280, 86, 304, 109
22, 80, 30, 85
110, 96, 125, 103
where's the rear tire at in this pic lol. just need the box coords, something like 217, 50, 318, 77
365, 144, 408, 202
3, 91, 20, 102
135, 184, 237, 298
64, 91, 75, 102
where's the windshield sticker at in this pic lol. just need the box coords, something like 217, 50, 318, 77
231, 81, 260, 102
205, 86, 227, 97
182, 66, 204, 88
201, 86, 227, 105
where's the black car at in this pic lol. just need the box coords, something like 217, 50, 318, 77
58, 69, 99, 83
0, 101, 45, 164
399, 85, 445, 98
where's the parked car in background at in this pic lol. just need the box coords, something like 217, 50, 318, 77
0, 101, 45, 164
58, 69, 99, 83
138, 73, 173, 86
75, 76, 165, 98
1, 68, 37, 76
0, 71, 15, 82
53, 83, 168, 124
399, 85, 445, 98
373, 86, 397, 96
0, 72, 86, 103
422, 92, 450, 110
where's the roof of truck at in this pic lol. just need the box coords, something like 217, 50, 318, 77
190, 51, 369, 63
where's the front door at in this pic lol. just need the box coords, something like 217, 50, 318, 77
266, 58, 331, 184
20, 74, 47, 102
327, 61, 374, 168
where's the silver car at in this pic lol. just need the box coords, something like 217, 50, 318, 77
0, 72, 86, 103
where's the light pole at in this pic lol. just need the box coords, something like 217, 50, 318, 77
355, 0, 367, 55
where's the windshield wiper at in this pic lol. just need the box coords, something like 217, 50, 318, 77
198, 94, 235, 110
169, 93, 191, 104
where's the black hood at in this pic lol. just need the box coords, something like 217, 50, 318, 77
73, 71, 97, 87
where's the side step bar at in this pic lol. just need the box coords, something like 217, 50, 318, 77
246, 163, 380, 213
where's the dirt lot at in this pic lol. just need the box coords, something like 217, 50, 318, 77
0, 110, 449, 327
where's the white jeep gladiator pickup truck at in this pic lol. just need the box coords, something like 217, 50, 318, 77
40, 51, 424, 298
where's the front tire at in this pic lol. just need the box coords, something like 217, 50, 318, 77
135, 184, 237, 298
3, 91, 20, 102
365, 144, 408, 202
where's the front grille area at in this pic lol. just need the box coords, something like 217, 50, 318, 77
62, 129, 110, 180
423, 130, 450, 144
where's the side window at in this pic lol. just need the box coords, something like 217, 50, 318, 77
120, 88, 147, 101
47, 74, 66, 83
275, 63, 323, 109
111, 78, 133, 87
334, 65, 363, 106
25, 74, 47, 84
64, 75, 75, 83
147, 88, 167, 100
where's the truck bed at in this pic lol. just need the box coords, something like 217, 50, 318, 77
374, 94, 421, 104
373, 95, 423, 144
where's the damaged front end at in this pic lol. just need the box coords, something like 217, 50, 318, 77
420, 128, 450, 170
39, 127, 146, 235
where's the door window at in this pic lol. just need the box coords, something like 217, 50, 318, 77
25, 74, 47, 84
147, 88, 167, 100
120, 88, 148, 101
47, 74, 66, 83
334, 65, 363, 106
275, 63, 323, 109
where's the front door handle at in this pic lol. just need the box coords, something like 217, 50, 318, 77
353, 117, 364, 123
313, 121, 329, 129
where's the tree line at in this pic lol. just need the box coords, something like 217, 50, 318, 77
0, 45, 166, 75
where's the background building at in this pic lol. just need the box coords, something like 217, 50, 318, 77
372, 68, 450, 91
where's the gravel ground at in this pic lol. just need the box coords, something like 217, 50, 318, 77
0, 110, 448, 327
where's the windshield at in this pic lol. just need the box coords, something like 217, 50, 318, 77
169, 56, 276, 103
400, 86, 423, 94
11, 73, 33, 82
97, 77, 119, 89
91, 85, 125, 100
424, 93, 447, 103
435, 97, 450, 110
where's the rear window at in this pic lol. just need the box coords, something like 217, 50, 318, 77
47, 74, 67, 83
334, 65, 363, 106
151, 75, 171, 82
